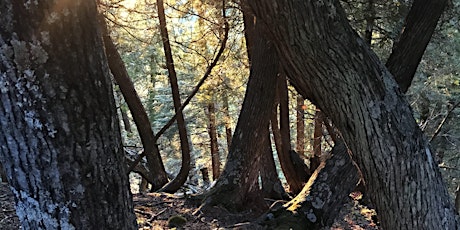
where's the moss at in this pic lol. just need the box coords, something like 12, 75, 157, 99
167, 215, 187, 228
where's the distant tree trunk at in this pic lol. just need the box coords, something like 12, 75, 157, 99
223, 89, 233, 150
100, 15, 168, 190
120, 105, 132, 133
206, 102, 221, 180
201, 11, 278, 212
272, 76, 309, 194
0, 162, 6, 183
156, 0, 191, 193
260, 125, 286, 200
262, 142, 359, 229
364, 0, 375, 45
0, 1, 137, 229
296, 95, 305, 156
310, 109, 324, 172
249, 0, 459, 228
386, 0, 447, 93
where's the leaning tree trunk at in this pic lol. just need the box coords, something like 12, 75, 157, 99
156, 0, 191, 193
386, 0, 447, 93
99, 14, 169, 190
249, 0, 459, 228
261, 142, 359, 229
201, 10, 278, 212
0, 1, 137, 229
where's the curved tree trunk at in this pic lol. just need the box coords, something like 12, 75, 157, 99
249, 0, 459, 228
156, 0, 191, 193
99, 14, 169, 190
0, 1, 137, 229
201, 10, 278, 211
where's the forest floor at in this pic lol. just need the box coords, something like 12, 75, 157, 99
0, 181, 380, 229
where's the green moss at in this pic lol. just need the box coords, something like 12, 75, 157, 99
167, 215, 187, 228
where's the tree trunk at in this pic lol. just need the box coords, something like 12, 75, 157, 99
262, 142, 359, 229
260, 125, 286, 200
206, 102, 221, 180
156, 0, 191, 193
386, 0, 448, 93
249, 0, 459, 228
272, 76, 310, 194
0, 1, 137, 229
311, 109, 324, 172
201, 11, 278, 212
99, 15, 168, 190
296, 95, 305, 156
223, 88, 233, 150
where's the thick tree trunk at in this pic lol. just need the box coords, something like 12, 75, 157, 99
386, 0, 447, 93
206, 102, 221, 180
0, 1, 137, 229
201, 12, 278, 211
249, 0, 459, 228
156, 0, 191, 193
261, 142, 359, 229
100, 15, 169, 190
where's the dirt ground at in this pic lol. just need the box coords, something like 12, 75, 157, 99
0, 182, 379, 229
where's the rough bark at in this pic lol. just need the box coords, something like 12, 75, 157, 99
261, 142, 359, 229
0, 1, 137, 229
249, 0, 459, 228
201, 12, 277, 211
100, 15, 168, 190
206, 102, 221, 180
296, 95, 305, 156
386, 0, 448, 93
156, 0, 191, 193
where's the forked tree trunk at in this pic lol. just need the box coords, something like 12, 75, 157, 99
100, 15, 169, 190
0, 1, 137, 228
249, 0, 459, 228
201, 11, 278, 211
156, 0, 191, 193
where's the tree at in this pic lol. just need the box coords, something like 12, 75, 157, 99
0, 0, 137, 229
201, 9, 279, 211
156, 0, 191, 193
249, 0, 459, 228
99, 13, 169, 190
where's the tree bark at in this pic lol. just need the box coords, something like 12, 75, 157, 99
386, 0, 448, 93
206, 102, 221, 180
223, 88, 233, 150
0, 1, 137, 229
99, 15, 168, 190
249, 0, 459, 228
201, 11, 278, 211
156, 0, 191, 193
261, 142, 359, 229
311, 109, 324, 172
